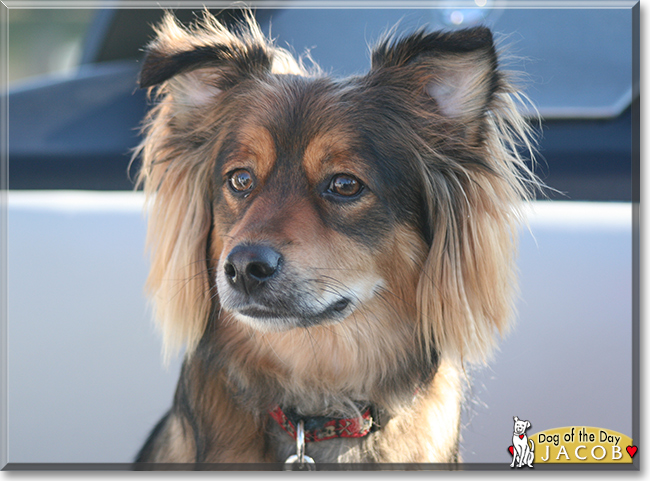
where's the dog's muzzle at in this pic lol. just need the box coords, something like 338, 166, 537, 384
218, 242, 359, 329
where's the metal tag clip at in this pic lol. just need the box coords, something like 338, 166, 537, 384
284, 420, 316, 470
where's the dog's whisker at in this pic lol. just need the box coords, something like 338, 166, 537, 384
305, 266, 362, 272
300, 327, 321, 363
259, 332, 291, 368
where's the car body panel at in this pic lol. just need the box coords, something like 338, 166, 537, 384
6, 192, 632, 464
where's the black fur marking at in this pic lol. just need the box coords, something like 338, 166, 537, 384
371, 27, 495, 70
139, 44, 272, 89
175, 364, 203, 463
134, 410, 171, 463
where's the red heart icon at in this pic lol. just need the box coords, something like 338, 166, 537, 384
519, 434, 525, 439
626, 446, 637, 458
508, 446, 514, 455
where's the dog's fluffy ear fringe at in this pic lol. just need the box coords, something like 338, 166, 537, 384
371, 27, 539, 365
135, 11, 308, 359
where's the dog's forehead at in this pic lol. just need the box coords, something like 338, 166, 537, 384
215, 74, 425, 232
229, 76, 368, 174
258, 76, 357, 151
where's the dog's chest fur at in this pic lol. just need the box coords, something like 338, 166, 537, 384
263, 360, 462, 463
171, 335, 464, 464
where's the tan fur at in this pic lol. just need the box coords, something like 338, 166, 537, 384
137, 115, 215, 359
145, 415, 195, 463
135, 11, 539, 467
219, 126, 277, 182
302, 132, 363, 182
363, 360, 462, 462
416, 87, 536, 365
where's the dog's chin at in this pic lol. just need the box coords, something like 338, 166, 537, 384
226, 298, 353, 332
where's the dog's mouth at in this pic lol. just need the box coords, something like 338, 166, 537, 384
234, 297, 352, 328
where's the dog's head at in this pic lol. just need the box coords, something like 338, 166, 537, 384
137, 11, 536, 370
513, 416, 531, 435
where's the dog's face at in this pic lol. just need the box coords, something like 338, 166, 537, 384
210, 76, 426, 332
137, 12, 536, 371
513, 416, 531, 435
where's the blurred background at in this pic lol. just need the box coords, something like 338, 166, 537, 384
7, 5, 637, 200
4, 4, 638, 467
7, 9, 93, 84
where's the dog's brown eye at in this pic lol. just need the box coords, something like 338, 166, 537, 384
329, 174, 362, 197
229, 169, 254, 193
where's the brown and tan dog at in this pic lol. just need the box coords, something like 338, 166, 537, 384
133, 10, 537, 467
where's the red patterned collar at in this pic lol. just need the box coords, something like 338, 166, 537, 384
268, 405, 376, 443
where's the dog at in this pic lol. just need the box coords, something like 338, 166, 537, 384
510, 416, 535, 468
133, 10, 538, 466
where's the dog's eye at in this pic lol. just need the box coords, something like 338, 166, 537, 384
328, 174, 362, 197
228, 169, 254, 193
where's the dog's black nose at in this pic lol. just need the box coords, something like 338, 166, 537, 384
224, 244, 282, 294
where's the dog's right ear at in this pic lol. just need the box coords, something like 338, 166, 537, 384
140, 11, 269, 110
139, 11, 303, 118
514, 416, 519, 422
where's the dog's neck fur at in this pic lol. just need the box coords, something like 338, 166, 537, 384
168, 309, 463, 463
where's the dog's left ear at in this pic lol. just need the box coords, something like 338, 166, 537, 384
370, 27, 498, 143
370, 28, 536, 365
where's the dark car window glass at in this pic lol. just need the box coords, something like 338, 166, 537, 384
257, 8, 632, 118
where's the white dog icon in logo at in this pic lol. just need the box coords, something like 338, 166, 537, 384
509, 416, 534, 468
